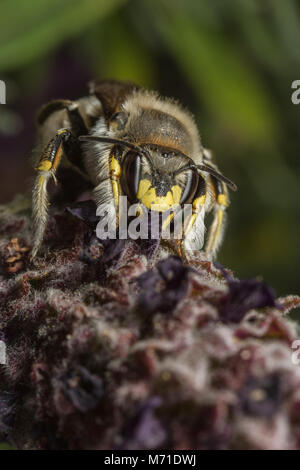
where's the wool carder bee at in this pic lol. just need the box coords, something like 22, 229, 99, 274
31, 80, 237, 260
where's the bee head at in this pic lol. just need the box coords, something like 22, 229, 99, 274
120, 146, 200, 212
79, 136, 237, 213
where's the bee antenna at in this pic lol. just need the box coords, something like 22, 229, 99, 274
79, 135, 155, 170
79, 135, 137, 151
174, 163, 237, 191
196, 164, 237, 191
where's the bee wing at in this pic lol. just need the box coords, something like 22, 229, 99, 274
88, 79, 139, 121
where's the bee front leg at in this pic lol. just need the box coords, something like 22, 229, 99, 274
31, 128, 78, 260
108, 155, 123, 228
181, 174, 207, 260
204, 176, 229, 259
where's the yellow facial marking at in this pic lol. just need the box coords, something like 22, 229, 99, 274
35, 160, 52, 172
142, 188, 173, 211
110, 156, 121, 178
137, 179, 182, 212
171, 185, 182, 203
217, 194, 228, 207
137, 179, 152, 199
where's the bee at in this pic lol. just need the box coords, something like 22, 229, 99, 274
31, 80, 237, 260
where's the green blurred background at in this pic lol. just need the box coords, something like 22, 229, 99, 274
0, 0, 299, 302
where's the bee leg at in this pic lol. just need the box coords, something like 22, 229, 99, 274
181, 175, 207, 258
65, 103, 89, 173
92, 154, 122, 238
31, 128, 80, 260
109, 155, 122, 228
38, 99, 89, 174
160, 212, 188, 260
204, 174, 229, 259
177, 239, 189, 261
37, 99, 75, 125
38, 99, 88, 133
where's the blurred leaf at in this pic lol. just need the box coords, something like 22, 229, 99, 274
230, 0, 286, 72
271, 0, 300, 65
0, 0, 127, 72
86, 14, 156, 87
150, 0, 279, 145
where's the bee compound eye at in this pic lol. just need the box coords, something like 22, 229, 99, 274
120, 151, 142, 202
179, 169, 199, 205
